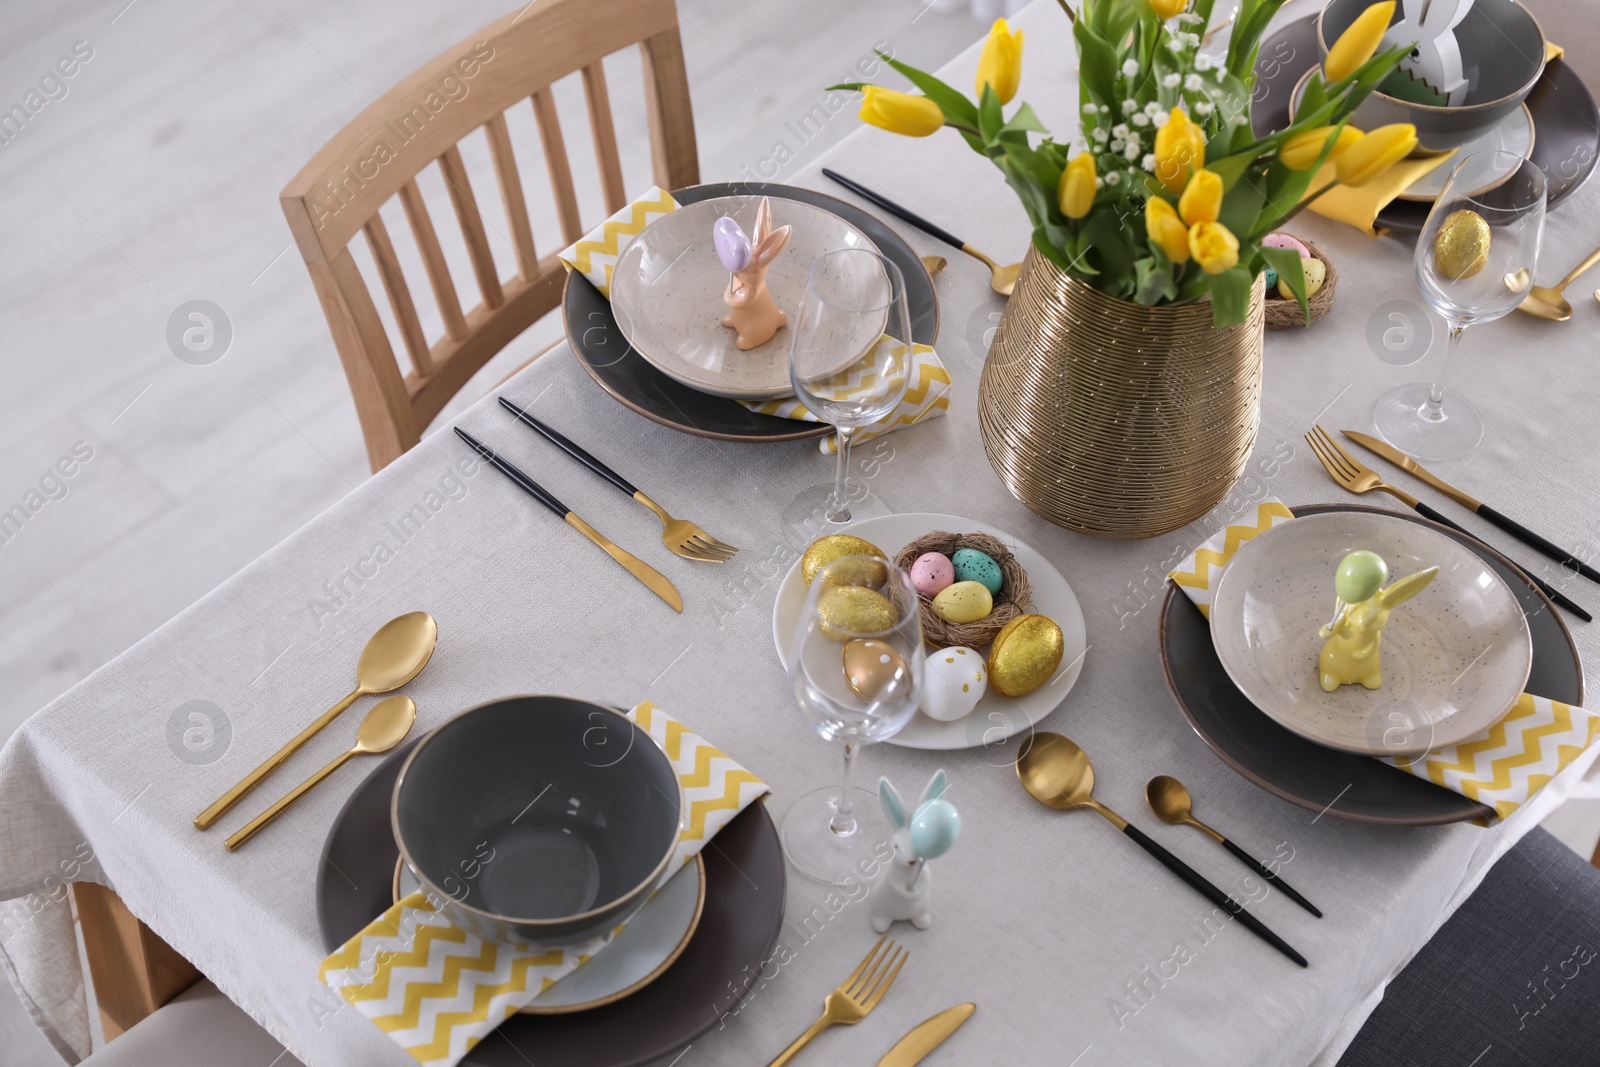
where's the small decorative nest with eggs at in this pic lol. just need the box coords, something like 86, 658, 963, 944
1265, 239, 1338, 330
895, 531, 1032, 649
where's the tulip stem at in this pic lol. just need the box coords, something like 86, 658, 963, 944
1054, 0, 1075, 22
1252, 179, 1339, 239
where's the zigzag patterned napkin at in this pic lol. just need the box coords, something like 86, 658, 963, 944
558, 186, 951, 453
1169, 500, 1600, 820
318, 702, 769, 1066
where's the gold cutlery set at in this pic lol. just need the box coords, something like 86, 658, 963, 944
193, 611, 438, 850
1516, 244, 1600, 322
765, 934, 974, 1067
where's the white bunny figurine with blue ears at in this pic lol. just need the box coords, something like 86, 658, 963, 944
868, 770, 961, 933
1385, 0, 1472, 106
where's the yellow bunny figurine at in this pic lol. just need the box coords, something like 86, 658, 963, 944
1318, 550, 1439, 693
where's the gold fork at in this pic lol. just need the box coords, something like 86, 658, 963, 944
764, 934, 907, 1067
1303, 425, 1591, 620
498, 398, 737, 562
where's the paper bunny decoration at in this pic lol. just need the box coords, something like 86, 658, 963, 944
868, 770, 961, 933
1384, 0, 1472, 106
715, 197, 791, 351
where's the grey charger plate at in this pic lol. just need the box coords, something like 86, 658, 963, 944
562, 181, 940, 441
1252, 15, 1599, 234
1160, 503, 1584, 825
316, 735, 785, 1067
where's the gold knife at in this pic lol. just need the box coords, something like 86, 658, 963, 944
1341, 429, 1600, 586
875, 1003, 975, 1067
455, 428, 683, 612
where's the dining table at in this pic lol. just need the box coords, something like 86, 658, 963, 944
4, 1, 1600, 1064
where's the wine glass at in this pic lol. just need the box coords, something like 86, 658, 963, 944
782, 556, 925, 885
1374, 150, 1545, 461
780, 249, 913, 548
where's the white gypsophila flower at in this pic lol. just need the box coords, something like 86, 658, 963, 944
1122, 59, 1140, 77
1132, 113, 1151, 128
1185, 74, 1205, 91
1095, 177, 1105, 189
1195, 100, 1215, 115
1162, 73, 1182, 89
1153, 110, 1170, 127
1194, 54, 1214, 71
1168, 36, 1187, 52
1082, 101, 1098, 115
1125, 130, 1141, 147
1110, 138, 1126, 152
1179, 11, 1202, 23
1105, 171, 1123, 186
1184, 32, 1201, 46
1093, 126, 1110, 143
1144, 101, 1163, 116
1123, 98, 1139, 114
1125, 143, 1141, 160
1143, 153, 1158, 171
1112, 122, 1130, 138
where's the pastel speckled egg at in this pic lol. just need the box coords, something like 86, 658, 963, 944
1262, 232, 1310, 258
1279, 256, 1327, 300
988, 614, 1065, 697
1264, 266, 1279, 291
950, 548, 1003, 595
910, 552, 955, 597
932, 580, 993, 624
921, 647, 987, 722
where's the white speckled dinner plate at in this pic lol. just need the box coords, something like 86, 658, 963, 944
1210, 510, 1532, 756
610, 196, 882, 400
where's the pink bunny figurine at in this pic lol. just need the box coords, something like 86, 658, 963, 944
719, 197, 792, 351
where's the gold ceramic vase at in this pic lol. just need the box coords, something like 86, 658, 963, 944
978, 246, 1266, 539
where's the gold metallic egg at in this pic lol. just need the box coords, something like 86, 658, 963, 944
816, 556, 891, 593
932, 580, 993, 624
1433, 210, 1490, 280
817, 585, 898, 640
988, 614, 1065, 697
842, 639, 909, 699
801, 535, 888, 586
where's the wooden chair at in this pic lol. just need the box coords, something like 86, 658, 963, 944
281, 0, 698, 472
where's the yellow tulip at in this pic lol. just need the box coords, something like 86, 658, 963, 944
1153, 107, 1206, 193
1150, 0, 1186, 17
1189, 221, 1240, 274
1279, 126, 1344, 171
1336, 123, 1418, 186
1178, 169, 1224, 226
975, 19, 1024, 104
1057, 154, 1096, 220
1146, 198, 1191, 262
1330, 125, 1364, 158
1323, 1, 1396, 83
859, 87, 946, 137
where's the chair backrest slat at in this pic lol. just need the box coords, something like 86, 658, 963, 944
484, 112, 538, 281
281, 0, 698, 473
531, 88, 585, 247
363, 213, 433, 375
439, 144, 506, 310
581, 62, 628, 214
397, 178, 469, 342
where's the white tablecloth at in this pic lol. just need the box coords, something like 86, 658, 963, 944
5, 2, 1600, 1064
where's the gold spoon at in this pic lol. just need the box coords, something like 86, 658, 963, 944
225, 695, 416, 850
1518, 246, 1600, 321
920, 254, 948, 279
195, 611, 437, 830
1146, 775, 1323, 917
1016, 733, 1307, 966
964, 246, 1022, 297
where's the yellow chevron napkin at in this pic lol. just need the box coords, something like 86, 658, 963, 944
318, 702, 768, 1066
559, 187, 952, 453
1168, 500, 1600, 820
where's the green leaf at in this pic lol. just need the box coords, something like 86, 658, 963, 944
1294, 75, 1327, 123
1259, 246, 1308, 321
827, 82, 865, 92
1207, 266, 1254, 327
1032, 230, 1072, 273
1074, 19, 1122, 111
978, 84, 1005, 144
1217, 168, 1267, 237
1000, 102, 1050, 136
1080, 207, 1139, 292
1133, 256, 1178, 305
877, 53, 979, 128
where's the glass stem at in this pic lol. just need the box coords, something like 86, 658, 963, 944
831, 741, 859, 836
1423, 325, 1467, 423
826, 427, 855, 524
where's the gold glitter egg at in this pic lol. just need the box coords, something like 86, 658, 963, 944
988, 614, 1065, 697
815, 556, 891, 593
817, 585, 898, 640
932, 580, 993, 623
1433, 210, 1490, 280
842, 639, 909, 700
801, 535, 888, 586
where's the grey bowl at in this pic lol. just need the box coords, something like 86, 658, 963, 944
1317, 0, 1546, 155
392, 695, 682, 948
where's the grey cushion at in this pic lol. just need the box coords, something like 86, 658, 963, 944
1338, 827, 1600, 1066
80, 980, 304, 1067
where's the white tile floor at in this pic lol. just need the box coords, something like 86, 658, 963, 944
0, 0, 1596, 1058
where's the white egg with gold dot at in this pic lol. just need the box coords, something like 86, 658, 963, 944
921, 646, 988, 722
